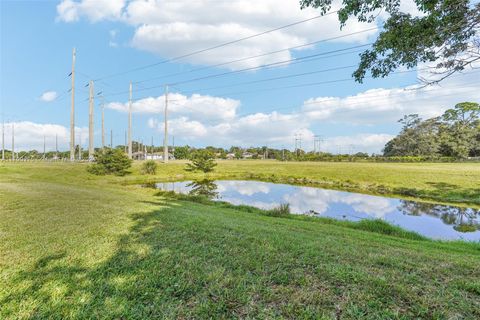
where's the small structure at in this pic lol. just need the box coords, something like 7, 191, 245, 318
226, 153, 236, 160
242, 152, 254, 159
146, 152, 164, 160
132, 151, 146, 160
133, 152, 175, 161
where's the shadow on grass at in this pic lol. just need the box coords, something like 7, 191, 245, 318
426, 182, 480, 204
2, 198, 480, 319
3, 201, 273, 319
393, 182, 480, 206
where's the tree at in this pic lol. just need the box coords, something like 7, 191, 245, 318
439, 102, 480, 158
173, 145, 192, 159
87, 148, 132, 176
384, 102, 479, 158
185, 150, 217, 173
300, 0, 480, 84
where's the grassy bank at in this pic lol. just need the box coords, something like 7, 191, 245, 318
1, 162, 479, 319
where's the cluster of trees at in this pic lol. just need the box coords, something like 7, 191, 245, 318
384, 102, 480, 159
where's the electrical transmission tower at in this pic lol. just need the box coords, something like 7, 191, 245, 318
294, 133, 302, 158
313, 135, 324, 154
348, 144, 355, 155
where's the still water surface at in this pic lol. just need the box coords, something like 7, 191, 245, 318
153, 180, 480, 241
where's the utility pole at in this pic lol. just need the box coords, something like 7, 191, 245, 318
70, 47, 76, 161
150, 136, 153, 160
43, 135, 46, 160
110, 129, 113, 148
11, 123, 14, 161
55, 134, 58, 160
78, 131, 82, 160
164, 85, 169, 163
88, 80, 94, 161
1, 118, 4, 161
128, 82, 132, 159
101, 94, 105, 149
314, 135, 324, 154
172, 135, 175, 159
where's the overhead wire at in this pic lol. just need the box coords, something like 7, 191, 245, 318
101, 43, 375, 99
133, 27, 379, 85
93, 11, 340, 81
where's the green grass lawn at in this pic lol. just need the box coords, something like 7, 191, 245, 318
1, 161, 479, 319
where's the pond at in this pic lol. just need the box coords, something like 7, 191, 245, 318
151, 180, 480, 241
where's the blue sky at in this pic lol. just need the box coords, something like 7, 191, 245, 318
1, 0, 479, 153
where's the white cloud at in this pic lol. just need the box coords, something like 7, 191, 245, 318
56, 0, 126, 23
301, 69, 480, 125
40, 91, 58, 102
146, 109, 314, 148
2, 121, 88, 152
57, 0, 378, 69
106, 93, 240, 121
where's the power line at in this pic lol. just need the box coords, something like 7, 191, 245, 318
168, 46, 371, 86
93, 11, 339, 81
133, 27, 378, 85
173, 64, 357, 96
101, 43, 373, 99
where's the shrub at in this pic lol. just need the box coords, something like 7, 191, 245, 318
185, 150, 217, 173
265, 203, 290, 217
141, 160, 158, 175
87, 148, 132, 176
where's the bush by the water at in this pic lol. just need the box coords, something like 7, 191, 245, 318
352, 219, 426, 240
87, 149, 132, 176
185, 150, 217, 173
265, 203, 290, 217
141, 160, 158, 175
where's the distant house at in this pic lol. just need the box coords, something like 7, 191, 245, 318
134, 152, 175, 161
226, 153, 236, 160
146, 153, 164, 160
242, 152, 254, 159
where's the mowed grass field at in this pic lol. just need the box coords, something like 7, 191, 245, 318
0, 161, 479, 319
